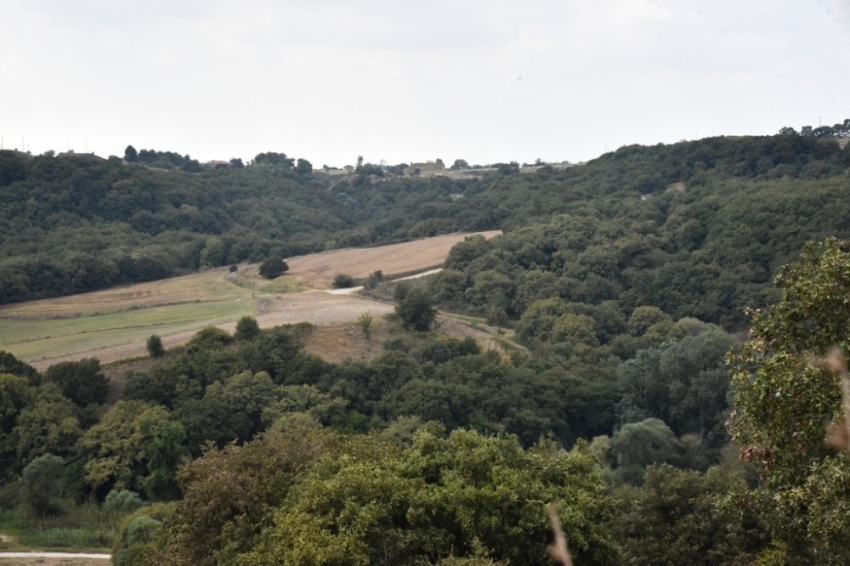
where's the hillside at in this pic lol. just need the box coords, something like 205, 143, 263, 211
3, 134, 850, 333
0, 232, 499, 368
5, 131, 850, 564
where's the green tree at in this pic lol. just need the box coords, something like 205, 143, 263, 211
22, 453, 65, 517
258, 255, 288, 279
43, 358, 108, 407
613, 464, 768, 565
395, 288, 437, 331
295, 158, 312, 175
14, 383, 82, 464
729, 238, 850, 562
124, 145, 138, 162
235, 316, 261, 341
146, 335, 165, 358
77, 400, 174, 497
617, 330, 735, 448
606, 418, 687, 485
450, 159, 470, 170
244, 429, 619, 566
104, 489, 146, 514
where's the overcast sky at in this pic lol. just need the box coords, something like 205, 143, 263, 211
2, 0, 849, 167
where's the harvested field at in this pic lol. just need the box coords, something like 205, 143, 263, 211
2, 232, 498, 368
283, 231, 501, 288
25, 293, 394, 370
0, 554, 109, 565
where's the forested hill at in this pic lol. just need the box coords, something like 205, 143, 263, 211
2, 133, 850, 330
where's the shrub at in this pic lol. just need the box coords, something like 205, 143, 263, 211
235, 316, 261, 341
395, 288, 436, 331
358, 313, 373, 340
22, 454, 65, 518
104, 490, 146, 515
146, 335, 165, 358
332, 273, 356, 288
259, 256, 288, 279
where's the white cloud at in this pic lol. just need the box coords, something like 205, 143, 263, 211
0, 0, 847, 164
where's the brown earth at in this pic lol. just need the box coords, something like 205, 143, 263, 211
282, 231, 501, 288
19, 231, 502, 371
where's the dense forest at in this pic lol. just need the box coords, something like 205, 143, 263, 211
3, 128, 850, 564
2, 132, 850, 328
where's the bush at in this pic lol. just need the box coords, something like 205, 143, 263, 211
104, 490, 146, 515
146, 335, 165, 358
364, 270, 383, 290
395, 288, 436, 331
235, 316, 260, 341
332, 273, 356, 288
259, 256, 288, 279
22, 454, 65, 518
43, 359, 108, 407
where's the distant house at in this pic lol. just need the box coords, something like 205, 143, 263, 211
206, 160, 231, 168
404, 160, 445, 177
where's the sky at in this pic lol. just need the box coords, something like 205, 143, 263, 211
1, 0, 849, 167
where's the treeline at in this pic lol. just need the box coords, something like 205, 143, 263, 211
7, 238, 850, 562
3, 132, 850, 326
0, 313, 752, 565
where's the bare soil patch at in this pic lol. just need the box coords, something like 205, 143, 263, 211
284, 231, 501, 288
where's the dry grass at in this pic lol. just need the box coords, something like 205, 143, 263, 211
301, 317, 396, 364
2, 233, 497, 369
283, 231, 501, 288
0, 556, 110, 565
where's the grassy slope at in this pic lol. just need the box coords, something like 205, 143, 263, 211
0, 232, 501, 365
0, 268, 259, 362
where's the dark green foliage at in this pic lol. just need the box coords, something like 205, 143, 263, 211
730, 238, 850, 562
0, 351, 40, 384
104, 489, 146, 514
150, 428, 619, 566
124, 145, 138, 162
146, 335, 164, 358
186, 327, 232, 353
617, 329, 735, 449
22, 453, 65, 517
364, 269, 383, 289
43, 358, 108, 407
613, 464, 768, 565
235, 316, 260, 341
332, 273, 356, 288
395, 288, 436, 331
258, 255, 288, 279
